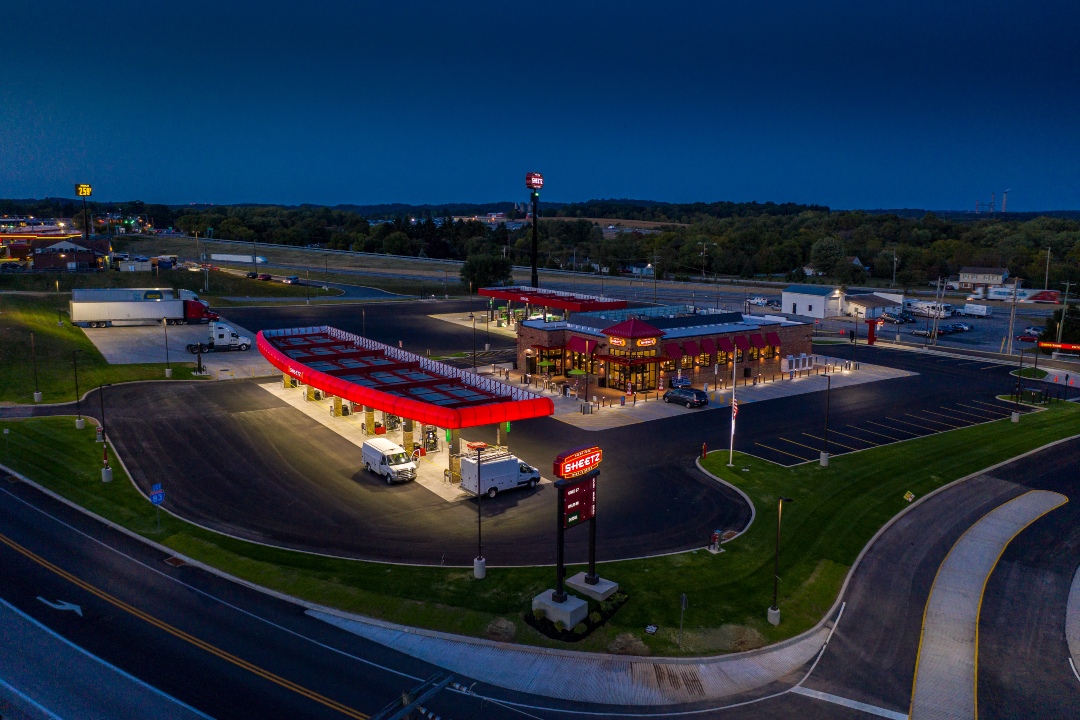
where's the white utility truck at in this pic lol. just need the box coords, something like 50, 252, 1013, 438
186, 322, 251, 353
362, 438, 418, 484
460, 447, 541, 498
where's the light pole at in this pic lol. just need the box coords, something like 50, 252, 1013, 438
768, 496, 793, 625
474, 446, 485, 579
1058, 281, 1073, 344
820, 373, 832, 467
31, 332, 41, 402
99, 384, 113, 482
56, 279, 62, 326
72, 350, 84, 429
163, 318, 172, 378
470, 313, 477, 372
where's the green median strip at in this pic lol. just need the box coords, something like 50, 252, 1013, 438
3, 402, 1079, 657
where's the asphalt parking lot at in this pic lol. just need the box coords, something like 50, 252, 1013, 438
89, 300, 1055, 567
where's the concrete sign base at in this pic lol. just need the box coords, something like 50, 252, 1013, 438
565, 572, 618, 602
533, 589, 588, 628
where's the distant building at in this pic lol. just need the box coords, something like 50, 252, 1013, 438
958, 267, 1009, 289
32, 240, 104, 271
782, 285, 843, 319
844, 293, 902, 319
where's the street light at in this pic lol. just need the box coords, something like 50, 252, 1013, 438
474, 446, 485, 579
99, 384, 113, 482
72, 350, 84, 429
768, 496, 793, 625
163, 318, 172, 378
56, 279, 63, 326
469, 313, 477, 372
820, 374, 832, 467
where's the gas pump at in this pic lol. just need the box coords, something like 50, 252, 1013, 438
423, 425, 439, 452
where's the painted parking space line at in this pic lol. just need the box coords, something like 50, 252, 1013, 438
848, 425, 903, 442
824, 428, 879, 446
956, 402, 1007, 418
904, 413, 961, 429
754, 442, 811, 462
920, 409, 974, 425
947, 406, 1000, 421
802, 433, 858, 451
778, 436, 823, 454
791, 686, 908, 720
866, 420, 920, 436
970, 399, 1021, 412
889, 417, 939, 433
977, 365, 1003, 370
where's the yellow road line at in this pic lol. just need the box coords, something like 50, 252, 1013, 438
0, 533, 369, 720
802, 433, 858, 451
920, 409, 973, 425
866, 420, 919, 436
847, 425, 902, 442
754, 442, 810, 462
823, 428, 878, 445
778, 436, 823, 453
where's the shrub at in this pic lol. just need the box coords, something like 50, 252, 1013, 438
532, 609, 546, 621
573, 623, 588, 635
600, 601, 613, 614
554, 620, 566, 632
589, 611, 602, 624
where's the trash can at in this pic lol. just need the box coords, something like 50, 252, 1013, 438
620, 395, 626, 406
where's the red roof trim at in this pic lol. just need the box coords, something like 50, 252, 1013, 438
479, 286, 626, 313
602, 317, 665, 339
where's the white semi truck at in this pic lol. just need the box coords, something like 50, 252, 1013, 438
69, 288, 219, 327
210, 253, 268, 264
186, 322, 252, 353
460, 448, 541, 498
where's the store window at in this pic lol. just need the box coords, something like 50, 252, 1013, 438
748, 346, 759, 361
763, 344, 776, 360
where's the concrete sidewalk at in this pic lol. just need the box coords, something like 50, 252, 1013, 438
311, 608, 831, 705
910, 490, 1068, 719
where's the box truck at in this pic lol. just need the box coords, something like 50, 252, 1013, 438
956, 303, 992, 317
460, 448, 541, 498
210, 254, 267, 264
362, 438, 417, 484
69, 288, 218, 327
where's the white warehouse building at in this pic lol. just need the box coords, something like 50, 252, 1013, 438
781, 285, 843, 319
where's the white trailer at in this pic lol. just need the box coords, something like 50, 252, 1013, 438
71, 288, 198, 302
460, 449, 540, 498
957, 303, 992, 317
70, 295, 218, 327
210, 253, 267, 264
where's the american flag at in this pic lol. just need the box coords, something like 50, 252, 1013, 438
732, 398, 738, 418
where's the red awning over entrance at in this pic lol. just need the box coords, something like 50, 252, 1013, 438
718, 337, 736, 354
566, 336, 597, 354
766, 331, 782, 346
259, 326, 554, 429
479, 286, 626, 313
733, 336, 750, 351
594, 354, 668, 367
664, 343, 684, 360
750, 334, 767, 349
682, 340, 700, 356
700, 338, 717, 354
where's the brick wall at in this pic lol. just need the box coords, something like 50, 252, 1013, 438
516, 324, 567, 371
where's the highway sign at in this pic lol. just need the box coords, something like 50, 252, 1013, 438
150, 484, 165, 505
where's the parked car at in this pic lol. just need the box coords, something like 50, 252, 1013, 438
767, 299, 781, 309
748, 297, 768, 306
282, 276, 301, 284
1023, 326, 1044, 336
911, 329, 936, 338
1015, 334, 1039, 343
898, 312, 916, 323
664, 388, 709, 408
668, 375, 693, 389
257, 273, 272, 281
951, 322, 972, 331
880, 313, 903, 324
245, 271, 258, 279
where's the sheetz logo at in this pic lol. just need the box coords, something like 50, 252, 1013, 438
554, 445, 603, 479
637, 337, 656, 347
609, 336, 626, 346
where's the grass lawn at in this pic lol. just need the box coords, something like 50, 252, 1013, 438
0, 268, 325, 303
0, 295, 205, 404
1010, 367, 1049, 379
4, 401, 1079, 656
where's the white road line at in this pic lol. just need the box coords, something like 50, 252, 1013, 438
0, 673, 65, 720
1070, 657, 1080, 684
791, 686, 908, 719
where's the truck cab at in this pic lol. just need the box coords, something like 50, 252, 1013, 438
209, 322, 251, 350
362, 438, 417, 484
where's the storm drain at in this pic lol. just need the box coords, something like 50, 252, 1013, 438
164, 556, 187, 567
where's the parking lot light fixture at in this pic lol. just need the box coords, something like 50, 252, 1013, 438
769, 496, 793, 625
72, 350, 83, 428
820, 374, 832, 467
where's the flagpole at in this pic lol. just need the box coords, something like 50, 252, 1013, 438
728, 346, 737, 467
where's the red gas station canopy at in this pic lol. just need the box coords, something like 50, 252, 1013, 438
479, 286, 627, 313
258, 326, 554, 429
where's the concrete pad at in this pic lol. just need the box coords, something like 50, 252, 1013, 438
565, 572, 619, 601
81, 318, 275, 378
256, 381, 552, 503
532, 590, 589, 628
429, 312, 518, 339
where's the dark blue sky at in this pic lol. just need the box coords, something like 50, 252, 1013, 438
4, 1, 1079, 209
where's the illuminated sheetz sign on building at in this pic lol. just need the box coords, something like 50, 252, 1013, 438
609, 336, 626, 346
553, 446, 603, 479
637, 337, 656, 347
525, 172, 544, 190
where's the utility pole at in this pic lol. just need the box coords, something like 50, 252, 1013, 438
652, 254, 661, 303
891, 250, 898, 287
1045, 247, 1051, 290
1058, 280, 1075, 345
930, 277, 944, 346
1006, 278, 1022, 354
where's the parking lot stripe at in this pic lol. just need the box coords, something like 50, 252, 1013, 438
826, 428, 879, 445
845, 425, 901, 442
904, 413, 961, 429
970, 399, 1021, 412
920, 409, 974, 425
887, 417, 938, 433
778, 436, 823, 453
754, 442, 810, 462
956, 402, 1006, 418
802, 433, 858, 451
946, 406, 998, 421
867, 420, 920, 436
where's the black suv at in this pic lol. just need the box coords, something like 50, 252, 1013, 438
663, 388, 709, 408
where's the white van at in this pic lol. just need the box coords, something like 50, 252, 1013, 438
362, 438, 417, 484
460, 450, 541, 498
